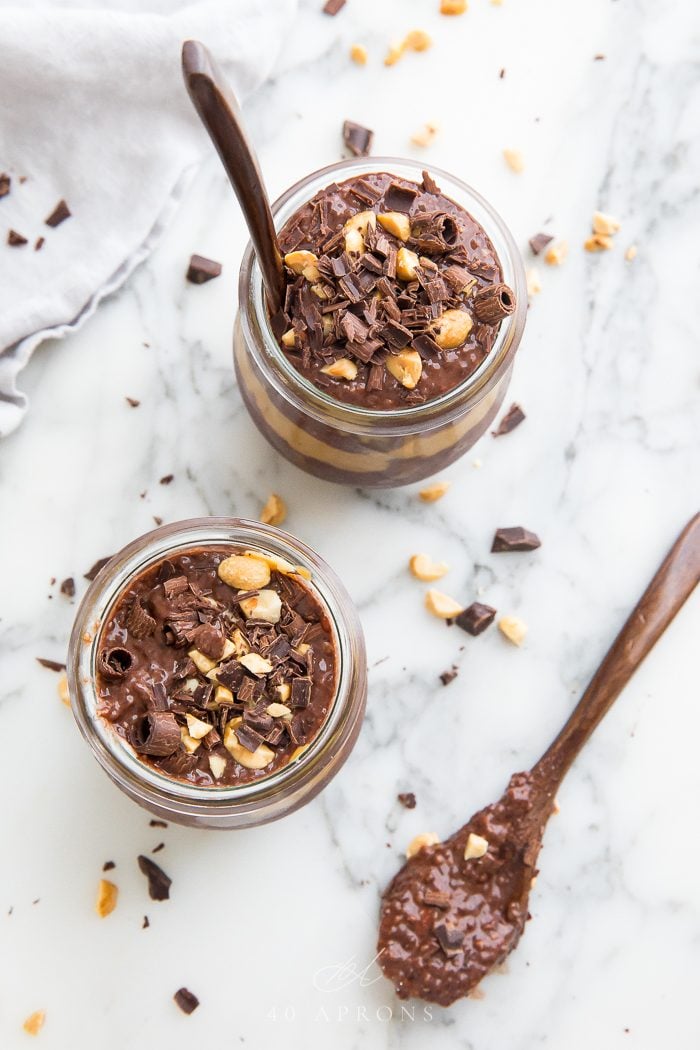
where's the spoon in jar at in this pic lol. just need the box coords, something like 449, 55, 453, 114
181, 40, 285, 316
378, 513, 700, 1007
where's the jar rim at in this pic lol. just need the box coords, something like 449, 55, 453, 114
238, 156, 527, 433
67, 518, 366, 824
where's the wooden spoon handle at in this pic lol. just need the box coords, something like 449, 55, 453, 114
181, 40, 285, 314
533, 513, 700, 790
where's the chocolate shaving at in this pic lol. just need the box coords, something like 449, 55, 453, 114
455, 603, 496, 636
142, 915, 150, 929
472, 282, 515, 324
131, 712, 181, 757
34, 236, 45, 251
84, 556, 112, 581
45, 199, 71, 227
102, 861, 116, 872
7, 229, 27, 246
186, 254, 222, 284
342, 120, 374, 157
492, 402, 525, 436
421, 170, 441, 195
173, 987, 199, 1015
125, 396, 140, 408
137, 855, 172, 900
440, 667, 458, 686
149, 819, 168, 828
127, 600, 157, 639
98, 647, 133, 679
36, 657, 66, 673
491, 527, 541, 553
529, 232, 553, 255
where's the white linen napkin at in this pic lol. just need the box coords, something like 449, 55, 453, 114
0, 0, 297, 437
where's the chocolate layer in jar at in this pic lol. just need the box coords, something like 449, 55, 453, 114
96, 546, 338, 787
274, 170, 515, 410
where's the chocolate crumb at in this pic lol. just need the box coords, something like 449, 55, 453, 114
125, 397, 140, 408
422, 889, 451, 909
455, 602, 496, 636
102, 861, 116, 872
499, 67, 506, 79
142, 915, 150, 929
137, 855, 172, 901
153, 516, 163, 526
159, 474, 174, 485
8, 229, 27, 246
84, 556, 112, 581
343, 120, 374, 157
528, 232, 554, 256
492, 402, 525, 436
149, 819, 168, 828
45, 199, 71, 227
34, 236, 45, 251
36, 657, 66, 673
398, 792, 417, 809
323, 0, 346, 11
434, 921, 464, 956
186, 254, 222, 284
491, 527, 541, 553
152, 842, 165, 854
60, 577, 76, 598
0, 173, 10, 197
174, 988, 200, 1015
594, 53, 606, 60
440, 666, 458, 686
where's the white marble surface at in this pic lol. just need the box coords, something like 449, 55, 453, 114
1, 0, 699, 1046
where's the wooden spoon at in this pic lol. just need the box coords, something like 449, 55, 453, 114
181, 40, 285, 314
378, 513, 700, 1006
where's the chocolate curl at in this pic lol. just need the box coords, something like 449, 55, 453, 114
471, 283, 516, 324
131, 712, 181, 757
98, 647, 133, 680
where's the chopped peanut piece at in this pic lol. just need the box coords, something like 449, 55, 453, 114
208, 754, 227, 779
592, 211, 621, 236
498, 615, 527, 646
188, 648, 217, 675
223, 720, 275, 770
411, 123, 439, 148
418, 480, 451, 502
377, 212, 411, 241
441, 0, 468, 13
526, 268, 542, 297
396, 247, 421, 281
281, 329, 296, 348
624, 244, 638, 261
385, 349, 422, 389
320, 358, 358, 381
430, 308, 473, 349
584, 233, 614, 252
218, 553, 271, 590
245, 550, 311, 580
406, 832, 440, 859
350, 44, 368, 65
283, 250, 321, 283
214, 685, 234, 705
425, 589, 464, 619
57, 672, 70, 708
23, 1012, 45, 1037
180, 727, 201, 754
409, 554, 449, 582
343, 209, 376, 254
259, 493, 286, 527
276, 683, 292, 702
404, 30, 432, 52
464, 833, 489, 860
503, 148, 524, 173
239, 653, 273, 676
384, 42, 403, 66
266, 702, 292, 717
239, 589, 283, 624
186, 713, 213, 739
95, 878, 119, 918
544, 241, 568, 266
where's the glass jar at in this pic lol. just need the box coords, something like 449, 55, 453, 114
67, 518, 367, 830
234, 157, 527, 487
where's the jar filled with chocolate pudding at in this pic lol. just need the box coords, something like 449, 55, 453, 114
235, 158, 526, 487
67, 519, 367, 829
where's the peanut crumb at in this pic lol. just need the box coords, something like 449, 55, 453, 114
259, 493, 287, 527
350, 44, 368, 65
584, 233, 614, 253
440, 0, 467, 14
57, 672, 70, 708
411, 123, 439, 148
498, 615, 527, 646
592, 211, 621, 236
503, 148, 524, 173
544, 241, 568, 266
404, 30, 432, 52
95, 878, 119, 918
23, 1011, 45, 1037
624, 244, 638, 261
418, 480, 451, 502
526, 267, 542, 296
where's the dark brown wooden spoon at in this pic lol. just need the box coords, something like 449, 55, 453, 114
181, 40, 285, 314
378, 513, 700, 1007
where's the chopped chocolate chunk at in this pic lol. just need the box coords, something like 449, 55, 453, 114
36, 657, 66, 673
421, 170, 441, 195
125, 397, 140, 408
173, 988, 199, 1015
291, 677, 312, 708
384, 183, 418, 213
127, 600, 157, 639
186, 254, 221, 284
398, 792, 416, 809
149, 819, 168, 828
152, 842, 165, 854
190, 621, 226, 660
491, 527, 541, 553
0, 173, 10, 197
235, 723, 264, 753
84, 556, 112, 581
142, 915, 150, 929
153, 516, 163, 526
103, 860, 116, 871
499, 67, 506, 79
7, 229, 27, 246
455, 602, 496, 636
159, 474, 174, 485
131, 712, 181, 757
422, 889, 451, 909
492, 402, 525, 436
137, 855, 172, 901
45, 199, 71, 227
34, 236, 45, 251
98, 647, 133, 679
342, 120, 374, 158
60, 576, 75, 598
440, 667, 458, 686
434, 921, 464, 955
528, 232, 554, 256
471, 282, 515, 324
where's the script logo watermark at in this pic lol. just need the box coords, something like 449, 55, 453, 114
312, 951, 385, 993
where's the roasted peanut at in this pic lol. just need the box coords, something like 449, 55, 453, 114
396, 246, 420, 281
377, 211, 411, 241
425, 588, 464, 619
430, 308, 473, 349
239, 653, 273, 676
208, 753, 227, 779
409, 553, 449, 582
284, 250, 321, 282
320, 358, 358, 381
218, 553, 271, 590
223, 719, 274, 770
185, 713, 213, 739
419, 480, 451, 502
385, 349, 422, 389
239, 589, 282, 624
464, 833, 489, 860
406, 832, 440, 859
498, 615, 527, 646
95, 879, 118, 918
